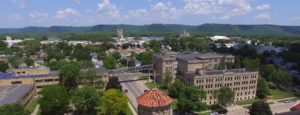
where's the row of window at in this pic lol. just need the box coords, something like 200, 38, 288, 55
196, 76, 257, 84
237, 91, 255, 96
35, 78, 59, 83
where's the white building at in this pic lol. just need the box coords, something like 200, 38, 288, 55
4, 36, 22, 48
68, 41, 92, 46
210, 36, 230, 41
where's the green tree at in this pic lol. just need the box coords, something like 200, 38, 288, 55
243, 58, 260, 71
137, 50, 154, 65
177, 86, 206, 114
168, 79, 184, 98
0, 61, 9, 72
249, 101, 272, 115
0, 103, 30, 115
256, 78, 270, 99
100, 89, 128, 115
39, 85, 70, 115
84, 67, 97, 85
112, 51, 122, 60
273, 70, 293, 86
217, 87, 235, 106
161, 71, 172, 89
79, 60, 94, 69
70, 85, 100, 114
105, 77, 122, 91
8, 56, 24, 68
149, 40, 161, 53
103, 56, 116, 69
24, 57, 34, 66
59, 63, 80, 91
261, 64, 276, 81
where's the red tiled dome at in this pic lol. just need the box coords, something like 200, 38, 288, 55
293, 102, 300, 109
136, 89, 173, 108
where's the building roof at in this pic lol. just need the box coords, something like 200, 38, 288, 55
154, 52, 233, 61
0, 71, 58, 80
0, 84, 33, 106
136, 89, 173, 108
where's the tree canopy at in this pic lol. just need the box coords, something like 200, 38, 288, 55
70, 85, 100, 114
0, 61, 9, 72
59, 63, 80, 91
168, 79, 184, 98
242, 58, 260, 71
249, 101, 272, 115
100, 89, 128, 115
39, 85, 70, 115
105, 77, 122, 91
217, 87, 235, 106
0, 103, 30, 115
256, 78, 270, 99
177, 86, 207, 114
103, 56, 116, 69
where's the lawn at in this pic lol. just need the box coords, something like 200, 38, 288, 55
145, 82, 168, 94
198, 112, 211, 115
26, 98, 39, 113
139, 76, 149, 80
237, 99, 266, 105
269, 89, 296, 99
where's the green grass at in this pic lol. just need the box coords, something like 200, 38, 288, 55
26, 98, 39, 113
198, 112, 211, 115
269, 89, 296, 99
139, 76, 149, 80
237, 99, 266, 105
145, 82, 168, 94
267, 102, 274, 104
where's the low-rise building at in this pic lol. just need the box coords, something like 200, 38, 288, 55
0, 84, 35, 107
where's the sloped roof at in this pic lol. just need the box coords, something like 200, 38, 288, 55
293, 102, 300, 110
136, 89, 173, 108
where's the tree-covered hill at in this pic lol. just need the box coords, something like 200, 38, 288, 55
1, 23, 300, 35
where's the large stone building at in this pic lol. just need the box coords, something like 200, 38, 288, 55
136, 88, 173, 115
152, 52, 235, 81
185, 69, 258, 105
152, 52, 259, 105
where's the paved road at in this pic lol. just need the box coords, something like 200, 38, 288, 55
227, 101, 299, 115
117, 73, 150, 109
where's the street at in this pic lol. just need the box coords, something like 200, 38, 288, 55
117, 73, 150, 109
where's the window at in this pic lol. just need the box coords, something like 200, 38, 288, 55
55, 79, 59, 81
36, 80, 43, 83
45, 79, 54, 82
37, 86, 43, 88
11, 81, 22, 85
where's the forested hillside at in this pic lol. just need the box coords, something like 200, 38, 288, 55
1, 24, 300, 35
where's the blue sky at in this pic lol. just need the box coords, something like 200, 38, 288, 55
1, 0, 300, 28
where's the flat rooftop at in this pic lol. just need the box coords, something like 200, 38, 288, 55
154, 52, 233, 61
0, 71, 58, 80
0, 84, 33, 106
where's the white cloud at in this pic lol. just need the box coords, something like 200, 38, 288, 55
256, 4, 270, 10
152, 2, 168, 11
254, 13, 271, 20
74, 0, 81, 5
96, 0, 120, 18
29, 11, 48, 23
7, 14, 23, 21
218, 0, 253, 19
54, 8, 80, 20
29, 11, 48, 18
12, 0, 26, 8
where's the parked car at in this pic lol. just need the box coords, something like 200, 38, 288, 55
124, 89, 128, 93
284, 99, 296, 103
